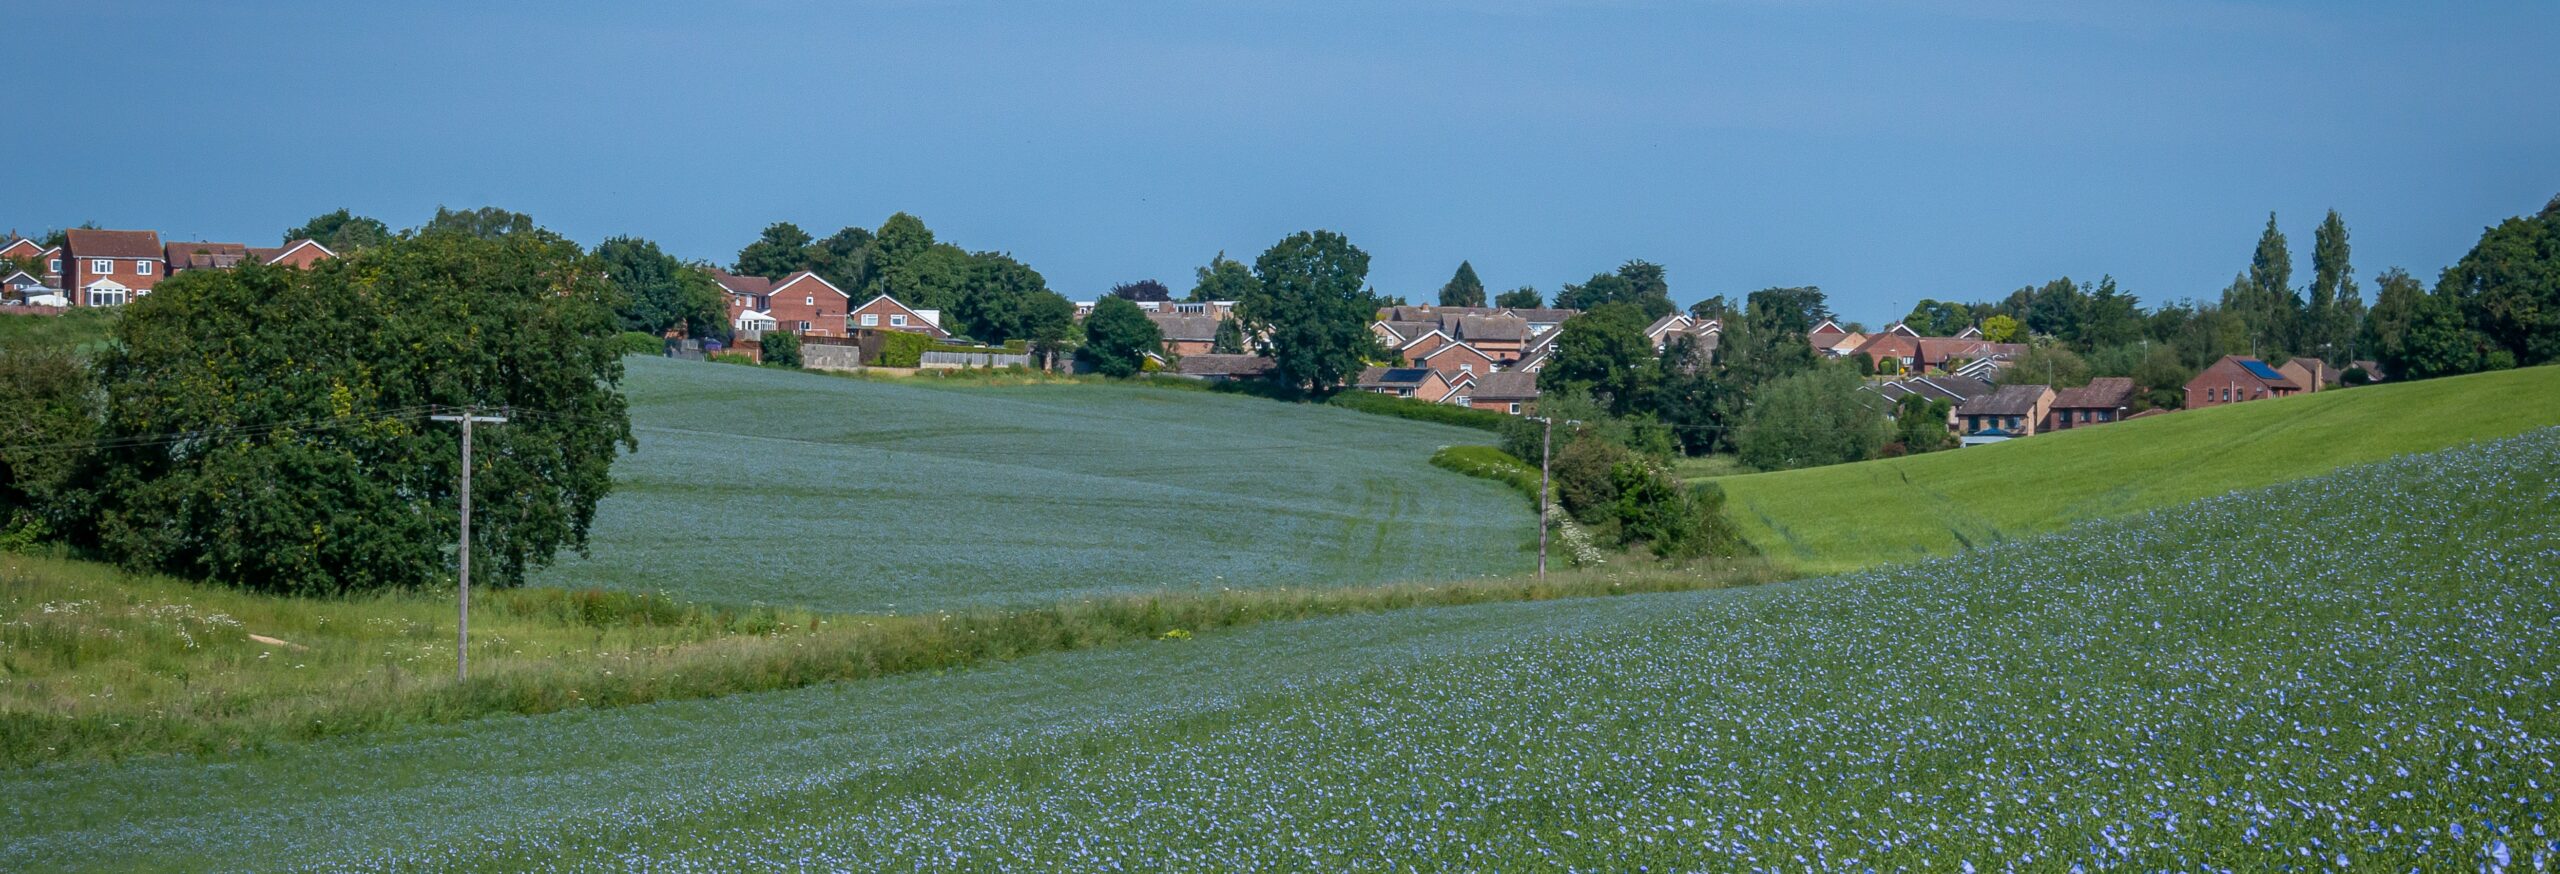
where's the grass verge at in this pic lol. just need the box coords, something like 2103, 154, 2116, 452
1, 550, 1782, 768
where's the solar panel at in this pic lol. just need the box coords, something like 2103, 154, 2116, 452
2241, 360, 2286, 381
1382, 368, 1433, 382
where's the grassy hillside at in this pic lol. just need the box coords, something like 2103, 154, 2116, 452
538, 357, 1535, 612
1711, 364, 2560, 573
8, 426, 2552, 870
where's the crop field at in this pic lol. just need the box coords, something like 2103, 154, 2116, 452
533, 357, 1535, 612
1711, 364, 2560, 573
8, 427, 2554, 871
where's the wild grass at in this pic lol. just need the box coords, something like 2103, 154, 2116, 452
0, 307, 116, 351
0, 549, 1780, 768
1710, 364, 2560, 573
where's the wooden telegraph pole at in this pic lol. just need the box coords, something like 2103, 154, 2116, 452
430, 406, 507, 680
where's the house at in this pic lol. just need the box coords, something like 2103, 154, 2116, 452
1867, 374, 1995, 408
2276, 358, 2340, 393
1413, 340, 1498, 383
1449, 313, 1531, 361
4, 270, 49, 298
1915, 338, 2025, 374
757, 272, 852, 337
1851, 330, 1923, 372
1954, 383, 2055, 444
247, 239, 337, 268
4, 238, 64, 287
847, 291, 947, 338
162, 241, 250, 272
1513, 329, 1561, 373
2183, 356, 2298, 409
1643, 313, 1694, 350
2349, 360, 2387, 383
1167, 353, 1273, 383
711, 269, 777, 326
1354, 366, 1459, 403
1146, 311, 1225, 357
1460, 370, 1541, 415
1501, 307, 1577, 336
0, 237, 42, 263
1807, 319, 1871, 357
2047, 377, 2136, 431
61, 229, 165, 307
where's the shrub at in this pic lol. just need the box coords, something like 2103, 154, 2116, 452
760, 331, 803, 369
1608, 462, 1746, 561
1325, 391, 1508, 432
1428, 446, 1542, 504
1551, 434, 1630, 523
708, 352, 757, 366
616, 331, 664, 356
876, 331, 933, 368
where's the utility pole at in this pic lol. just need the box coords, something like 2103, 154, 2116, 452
430, 406, 507, 680
1535, 415, 1553, 579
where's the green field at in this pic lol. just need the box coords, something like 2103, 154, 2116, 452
536, 357, 1536, 612
1711, 364, 2560, 573
6, 424, 2551, 870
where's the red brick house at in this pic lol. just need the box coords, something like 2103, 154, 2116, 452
1354, 366, 1458, 403
762, 272, 852, 337
1851, 328, 1924, 372
2276, 358, 2340, 393
2183, 356, 2298, 409
711, 269, 778, 334
249, 239, 337, 268
1955, 384, 2055, 442
1146, 311, 1224, 357
1459, 370, 1541, 415
2047, 377, 2136, 430
0, 237, 54, 285
1414, 340, 1498, 383
848, 292, 949, 338
62, 229, 164, 306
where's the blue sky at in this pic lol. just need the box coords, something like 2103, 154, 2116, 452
13, 1, 2556, 321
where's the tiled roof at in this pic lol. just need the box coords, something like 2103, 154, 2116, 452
64, 229, 163, 259
1956, 384, 2051, 417
1501, 307, 1578, 323
1146, 312, 1223, 341
1465, 371, 1541, 400
163, 241, 248, 270
2052, 377, 2136, 409
710, 270, 775, 296
1356, 366, 1436, 387
1454, 314, 1528, 342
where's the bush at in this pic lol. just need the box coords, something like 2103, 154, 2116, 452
760, 331, 803, 368
1608, 462, 1746, 561
1428, 446, 1542, 505
876, 331, 933, 368
615, 331, 664, 356
708, 352, 757, 366
1325, 391, 1508, 432
1551, 434, 1631, 523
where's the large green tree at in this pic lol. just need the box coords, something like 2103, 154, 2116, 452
84, 233, 634, 594
734, 222, 817, 278
1537, 302, 1656, 416
952, 252, 1071, 344
0, 346, 97, 544
862, 213, 971, 312
2304, 210, 2361, 363
1240, 230, 1380, 392
1495, 286, 1543, 309
1552, 261, 1676, 320
422, 205, 540, 240
1078, 296, 1160, 377
281, 209, 394, 253
595, 236, 725, 337
2359, 267, 2426, 372
2436, 198, 2560, 367
1438, 261, 1487, 307
1734, 364, 1887, 472
1189, 251, 1257, 303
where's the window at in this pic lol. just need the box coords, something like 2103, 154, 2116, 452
1460, 363, 1475, 374
87, 288, 127, 307
798, 320, 811, 331
805, 295, 814, 306
861, 314, 879, 327
91, 259, 113, 275
1507, 402, 1522, 414
138, 261, 154, 275
48, 258, 61, 273
891, 314, 908, 327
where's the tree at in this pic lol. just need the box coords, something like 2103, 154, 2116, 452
282, 209, 393, 252
1110, 279, 1173, 302
2305, 210, 2360, 363
1687, 295, 1734, 322
2225, 212, 2302, 356
1078, 296, 1160, 378
1437, 261, 1486, 307
1018, 292, 1078, 368
1211, 318, 1246, 354
734, 222, 817, 278
2130, 343, 2191, 409
1189, 251, 1256, 303
0, 347, 97, 545
1553, 262, 1676, 320
952, 251, 1061, 343
1734, 364, 1887, 472
2360, 267, 2426, 371
2078, 277, 2144, 351
38, 222, 99, 250
1536, 303, 1656, 416
1998, 343, 2092, 388
1980, 314, 2024, 343
84, 233, 634, 595
861, 213, 971, 312
2436, 199, 2560, 367
1239, 230, 1380, 392
759, 329, 802, 368
808, 225, 875, 292
1892, 393, 1955, 454
595, 236, 724, 337
1496, 286, 1543, 309
2389, 291, 2489, 379
1741, 286, 1830, 336
421, 205, 540, 240
1901, 299, 1974, 336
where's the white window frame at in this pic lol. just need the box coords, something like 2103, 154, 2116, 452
860, 313, 880, 327
87, 288, 128, 307
1507, 402, 1522, 414
48, 258, 61, 273
91, 259, 113, 275
805, 295, 814, 306
138, 261, 154, 275
891, 314, 908, 327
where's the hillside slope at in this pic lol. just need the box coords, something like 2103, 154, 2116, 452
10, 427, 2552, 870
534, 358, 1534, 612
1712, 364, 2560, 572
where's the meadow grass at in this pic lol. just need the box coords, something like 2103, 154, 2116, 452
1710, 363, 2560, 573
0, 548, 1779, 768
8, 427, 2551, 871
538, 356, 1536, 613
0, 307, 116, 351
